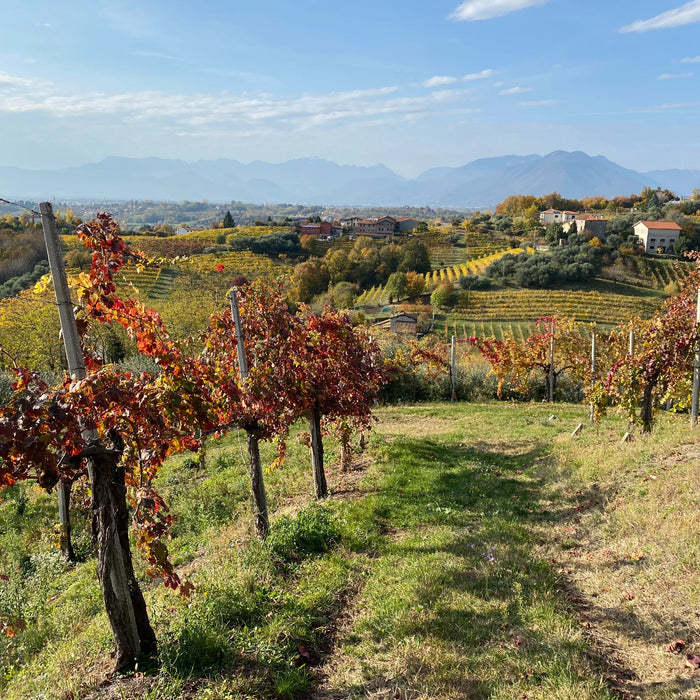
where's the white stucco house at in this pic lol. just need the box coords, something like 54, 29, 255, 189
633, 221, 681, 254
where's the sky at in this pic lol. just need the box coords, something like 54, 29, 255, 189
1, 0, 699, 177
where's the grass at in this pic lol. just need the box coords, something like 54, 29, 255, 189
1, 404, 699, 698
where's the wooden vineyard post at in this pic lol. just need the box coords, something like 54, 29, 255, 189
40, 202, 156, 670
228, 286, 249, 383
40, 202, 84, 562
691, 289, 700, 427
228, 287, 269, 537
589, 329, 596, 423
548, 320, 555, 403
450, 335, 456, 402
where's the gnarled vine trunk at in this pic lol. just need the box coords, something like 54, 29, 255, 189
90, 442, 156, 671
246, 428, 269, 538
57, 479, 76, 562
308, 403, 328, 498
640, 381, 655, 433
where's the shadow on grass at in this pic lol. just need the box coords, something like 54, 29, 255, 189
344, 435, 619, 698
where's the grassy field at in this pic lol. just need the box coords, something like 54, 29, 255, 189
1, 403, 698, 699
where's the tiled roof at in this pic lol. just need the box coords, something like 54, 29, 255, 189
637, 220, 681, 230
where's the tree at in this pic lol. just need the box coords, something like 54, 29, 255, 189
404, 271, 426, 300
471, 316, 591, 402
290, 259, 330, 303
294, 308, 385, 498
222, 210, 235, 228
600, 263, 700, 431
201, 281, 303, 537
385, 271, 407, 303
0, 216, 227, 670
398, 240, 431, 274
430, 281, 454, 309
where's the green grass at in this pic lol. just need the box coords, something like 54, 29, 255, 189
1, 404, 699, 699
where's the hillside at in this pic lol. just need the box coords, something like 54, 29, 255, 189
1, 403, 698, 699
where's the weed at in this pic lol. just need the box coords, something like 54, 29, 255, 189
266, 505, 341, 563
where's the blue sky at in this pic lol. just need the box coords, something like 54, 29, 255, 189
1, 0, 699, 176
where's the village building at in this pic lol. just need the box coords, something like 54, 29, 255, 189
299, 221, 332, 237
563, 214, 607, 237
395, 217, 420, 232
633, 220, 682, 254
373, 312, 418, 335
355, 216, 397, 238
539, 209, 577, 224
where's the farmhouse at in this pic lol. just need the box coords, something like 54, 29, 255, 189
633, 220, 681, 254
355, 216, 396, 237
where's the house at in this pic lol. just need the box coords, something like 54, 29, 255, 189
355, 216, 397, 237
633, 221, 681, 254
299, 221, 332, 237
563, 214, 607, 237
395, 217, 419, 232
539, 209, 577, 224
374, 312, 418, 335
176, 225, 200, 235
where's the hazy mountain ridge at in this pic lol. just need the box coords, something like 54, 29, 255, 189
1, 151, 698, 207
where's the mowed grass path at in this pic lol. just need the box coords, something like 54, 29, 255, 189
317, 404, 614, 699
317, 404, 700, 700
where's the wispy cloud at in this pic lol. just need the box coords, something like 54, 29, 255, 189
630, 101, 700, 112
620, 0, 700, 33
450, 0, 550, 21
463, 69, 496, 81
681, 55, 700, 63
0, 81, 484, 134
0, 71, 36, 89
658, 72, 694, 79
498, 86, 532, 95
518, 99, 558, 107
423, 76, 458, 87
422, 69, 495, 88
131, 50, 185, 63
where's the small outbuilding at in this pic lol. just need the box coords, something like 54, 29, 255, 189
374, 312, 418, 335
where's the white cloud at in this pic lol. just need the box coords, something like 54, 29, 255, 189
658, 72, 694, 80
620, 0, 700, 33
0, 82, 483, 133
463, 69, 495, 81
681, 55, 700, 63
423, 69, 494, 88
498, 86, 533, 95
0, 71, 36, 88
518, 99, 558, 107
450, 0, 550, 21
423, 76, 458, 87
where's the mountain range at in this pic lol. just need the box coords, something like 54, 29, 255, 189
1, 150, 698, 208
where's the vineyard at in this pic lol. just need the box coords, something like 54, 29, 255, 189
356, 248, 526, 307
1, 212, 700, 700
602, 256, 692, 290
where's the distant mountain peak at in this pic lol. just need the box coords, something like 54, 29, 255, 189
0, 151, 697, 206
